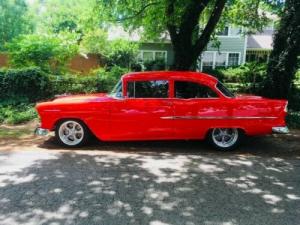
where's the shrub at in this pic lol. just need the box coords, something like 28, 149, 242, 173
0, 67, 53, 103
0, 104, 37, 124
6, 34, 78, 73
144, 59, 166, 71
207, 63, 267, 94
288, 87, 300, 111
105, 39, 139, 68
52, 66, 128, 95
286, 111, 300, 129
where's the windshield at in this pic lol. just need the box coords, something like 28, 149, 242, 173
109, 80, 123, 98
216, 82, 235, 98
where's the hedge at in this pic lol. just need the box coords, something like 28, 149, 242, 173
0, 66, 128, 105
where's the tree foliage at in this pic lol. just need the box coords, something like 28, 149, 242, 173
34, 0, 100, 43
80, 29, 109, 54
0, 0, 33, 51
95, 0, 270, 70
262, 0, 300, 99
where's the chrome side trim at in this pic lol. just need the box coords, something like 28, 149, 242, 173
160, 116, 278, 120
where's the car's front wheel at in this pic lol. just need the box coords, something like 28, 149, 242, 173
208, 128, 242, 150
55, 120, 89, 147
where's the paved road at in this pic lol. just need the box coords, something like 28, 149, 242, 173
0, 134, 300, 225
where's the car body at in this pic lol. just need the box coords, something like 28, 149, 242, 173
35, 71, 288, 150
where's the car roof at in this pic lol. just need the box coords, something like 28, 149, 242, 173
122, 71, 218, 84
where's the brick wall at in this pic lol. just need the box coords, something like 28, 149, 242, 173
0, 53, 103, 74
0, 54, 8, 68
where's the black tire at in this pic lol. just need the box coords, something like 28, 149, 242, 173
55, 119, 90, 147
207, 128, 243, 151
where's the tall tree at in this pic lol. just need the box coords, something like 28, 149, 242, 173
262, 0, 300, 99
0, 0, 33, 51
96, 0, 269, 70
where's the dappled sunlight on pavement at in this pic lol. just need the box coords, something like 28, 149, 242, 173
0, 136, 300, 225
0, 125, 300, 224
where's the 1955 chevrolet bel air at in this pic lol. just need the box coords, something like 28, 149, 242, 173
35, 71, 289, 150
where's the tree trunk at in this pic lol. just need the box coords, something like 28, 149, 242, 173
166, 0, 226, 71
262, 0, 300, 99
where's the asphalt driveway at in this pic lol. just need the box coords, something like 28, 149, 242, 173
0, 127, 300, 225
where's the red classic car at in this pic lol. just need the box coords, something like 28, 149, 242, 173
35, 71, 289, 150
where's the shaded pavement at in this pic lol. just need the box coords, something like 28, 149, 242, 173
0, 130, 300, 225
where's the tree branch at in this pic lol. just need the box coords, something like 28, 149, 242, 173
114, 2, 159, 21
193, 0, 226, 58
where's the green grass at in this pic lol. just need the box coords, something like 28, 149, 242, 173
0, 104, 37, 125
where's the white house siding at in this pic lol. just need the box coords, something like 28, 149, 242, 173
200, 32, 246, 71
138, 28, 246, 70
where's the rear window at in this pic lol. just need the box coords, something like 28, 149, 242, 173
127, 80, 169, 98
175, 81, 218, 99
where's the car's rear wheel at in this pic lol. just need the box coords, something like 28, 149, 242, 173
208, 128, 242, 150
55, 120, 89, 147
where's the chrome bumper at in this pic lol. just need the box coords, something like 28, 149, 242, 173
272, 126, 289, 134
35, 127, 49, 136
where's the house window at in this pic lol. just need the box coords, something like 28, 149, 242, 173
138, 51, 167, 63
155, 51, 166, 60
228, 53, 239, 67
215, 53, 227, 68
202, 52, 214, 71
143, 52, 154, 61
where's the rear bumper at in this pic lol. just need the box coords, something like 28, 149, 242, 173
272, 126, 289, 134
34, 127, 49, 136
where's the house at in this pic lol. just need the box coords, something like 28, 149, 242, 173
108, 24, 274, 71
246, 25, 274, 63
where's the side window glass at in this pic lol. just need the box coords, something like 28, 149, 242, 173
127, 80, 169, 98
175, 81, 218, 99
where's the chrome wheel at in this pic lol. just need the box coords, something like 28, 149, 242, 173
58, 120, 84, 146
212, 128, 239, 149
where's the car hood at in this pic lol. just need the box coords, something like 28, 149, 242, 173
52, 93, 110, 103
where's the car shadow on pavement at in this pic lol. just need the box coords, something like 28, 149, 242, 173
38, 133, 300, 158
0, 143, 300, 225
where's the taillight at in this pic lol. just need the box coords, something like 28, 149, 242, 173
284, 101, 288, 112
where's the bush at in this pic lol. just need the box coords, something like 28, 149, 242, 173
144, 59, 166, 71
0, 104, 37, 125
288, 87, 300, 111
105, 39, 139, 68
52, 66, 128, 95
6, 34, 78, 73
286, 111, 300, 129
207, 63, 267, 94
0, 67, 53, 103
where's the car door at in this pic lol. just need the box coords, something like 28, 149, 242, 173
171, 80, 226, 139
108, 79, 174, 140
